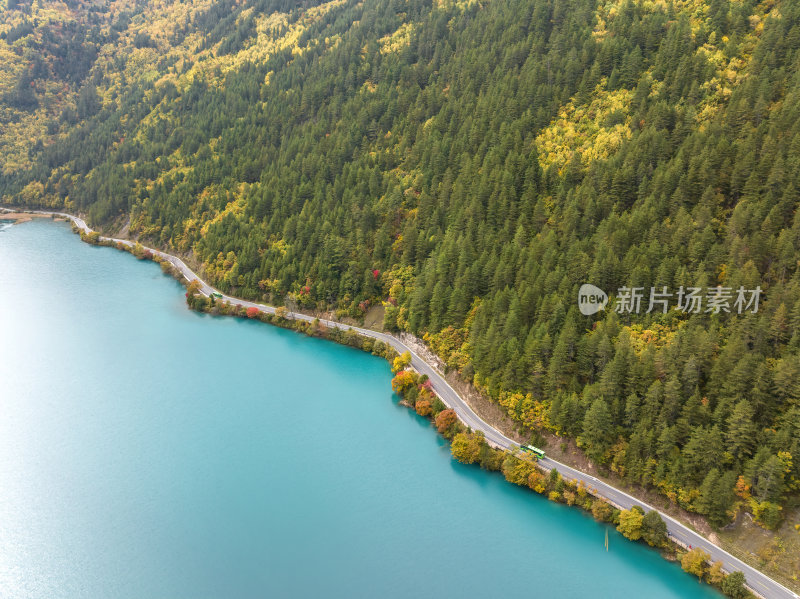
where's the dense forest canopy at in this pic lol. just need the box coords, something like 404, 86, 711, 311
2, 0, 800, 530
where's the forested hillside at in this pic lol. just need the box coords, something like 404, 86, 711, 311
0, 0, 111, 174
2, 0, 800, 535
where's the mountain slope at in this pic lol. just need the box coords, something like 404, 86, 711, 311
2, 0, 799, 567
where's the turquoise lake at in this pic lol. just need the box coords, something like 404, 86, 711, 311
0, 219, 721, 598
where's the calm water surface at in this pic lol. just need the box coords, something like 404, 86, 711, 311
0, 219, 720, 598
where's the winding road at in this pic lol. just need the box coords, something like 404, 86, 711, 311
7, 208, 799, 599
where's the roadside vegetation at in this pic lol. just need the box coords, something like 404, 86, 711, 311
388, 353, 753, 598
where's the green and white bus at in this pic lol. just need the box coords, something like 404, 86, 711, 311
520, 445, 545, 460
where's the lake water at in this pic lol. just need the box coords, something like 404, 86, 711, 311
0, 219, 720, 598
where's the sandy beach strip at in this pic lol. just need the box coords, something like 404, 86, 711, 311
0, 212, 55, 224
